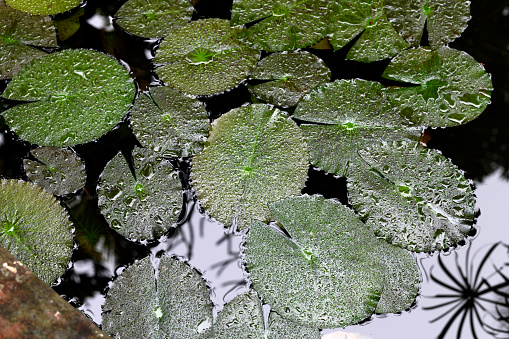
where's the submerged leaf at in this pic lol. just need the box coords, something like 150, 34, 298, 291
5, 0, 81, 15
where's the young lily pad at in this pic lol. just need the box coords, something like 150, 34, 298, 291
97, 148, 183, 240
23, 146, 86, 196
130, 87, 209, 158
114, 0, 194, 38
5, 0, 81, 15
102, 255, 214, 338
154, 18, 259, 96
191, 104, 308, 230
293, 79, 420, 177
385, 0, 470, 49
231, 0, 329, 51
382, 46, 493, 127
0, 179, 73, 285
347, 140, 475, 252
327, 0, 409, 62
0, 49, 136, 146
248, 51, 331, 107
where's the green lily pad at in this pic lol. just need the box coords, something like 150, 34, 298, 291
97, 148, 183, 240
382, 46, 493, 127
5, 0, 81, 15
191, 104, 308, 230
293, 79, 420, 177
0, 179, 73, 285
23, 146, 86, 196
114, 0, 193, 38
0, 49, 136, 146
53, 6, 85, 41
154, 18, 259, 96
102, 255, 214, 338
347, 140, 475, 252
130, 87, 210, 158
248, 51, 331, 107
327, 0, 409, 62
385, 0, 470, 49
231, 0, 329, 51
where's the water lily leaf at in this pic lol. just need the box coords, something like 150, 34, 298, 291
191, 104, 308, 230
53, 6, 85, 41
231, 0, 329, 51
248, 51, 331, 107
130, 87, 209, 158
382, 46, 493, 127
154, 18, 259, 96
114, 0, 193, 38
102, 255, 214, 338
23, 146, 86, 196
97, 148, 183, 240
0, 49, 136, 146
327, 0, 409, 62
293, 79, 420, 177
5, 0, 81, 15
347, 140, 475, 252
385, 0, 470, 49
0, 179, 73, 285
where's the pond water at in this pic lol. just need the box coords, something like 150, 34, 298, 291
1, 0, 509, 338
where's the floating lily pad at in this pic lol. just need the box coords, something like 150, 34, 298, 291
102, 255, 214, 338
1, 49, 136, 146
5, 0, 81, 15
23, 146, 86, 196
97, 148, 183, 240
327, 0, 409, 62
53, 6, 85, 41
248, 51, 331, 107
385, 0, 470, 49
231, 0, 329, 51
0, 179, 73, 285
154, 19, 259, 96
130, 87, 209, 158
293, 79, 420, 177
382, 46, 493, 127
191, 104, 308, 230
114, 0, 193, 38
347, 140, 475, 252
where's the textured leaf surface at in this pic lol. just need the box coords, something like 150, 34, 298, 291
293, 79, 419, 177
53, 6, 84, 41
6, 0, 81, 15
382, 46, 493, 127
248, 51, 330, 107
102, 256, 213, 338
97, 148, 183, 240
154, 19, 259, 96
130, 87, 209, 158
231, 0, 329, 51
1, 49, 136, 146
347, 140, 475, 252
192, 104, 308, 230
0, 179, 73, 285
23, 146, 86, 196
114, 0, 193, 38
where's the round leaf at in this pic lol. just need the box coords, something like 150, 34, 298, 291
5, 0, 81, 15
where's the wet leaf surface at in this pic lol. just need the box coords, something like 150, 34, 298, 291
5, 0, 81, 15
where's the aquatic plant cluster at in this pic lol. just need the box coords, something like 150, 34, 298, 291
0, 0, 495, 337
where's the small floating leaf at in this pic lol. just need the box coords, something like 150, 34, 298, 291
23, 146, 86, 196
5, 0, 81, 15
248, 51, 331, 107
191, 104, 308, 230
0, 179, 73, 285
53, 6, 85, 41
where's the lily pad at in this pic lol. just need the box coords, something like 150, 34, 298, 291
114, 0, 194, 38
130, 87, 210, 158
293, 79, 420, 177
5, 0, 81, 15
248, 51, 331, 107
102, 255, 214, 338
23, 146, 86, 196
97, 148, 183, 240
385, 0, 470, 49
327, 0, 409, 62
191, 104, 308, 230
53, 6, 85, 41
0, 179, 73, 285
382, 46, 493, 127
0, 49, 136, 146
231, 0, 329, 51
347, 140, 475, 252
154, 18, 259, 96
